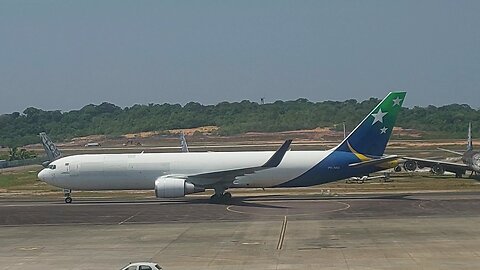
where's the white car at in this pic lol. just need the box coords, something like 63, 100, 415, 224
120, 262, 162, 270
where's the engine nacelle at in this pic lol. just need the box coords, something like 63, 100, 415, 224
154, 177, 204, 198
471, 153, 480, 173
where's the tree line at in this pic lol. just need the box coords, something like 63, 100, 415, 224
0, 99, 478, 147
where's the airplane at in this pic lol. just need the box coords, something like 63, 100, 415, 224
180, 131, 189, 152
402, 123, 480, 178
38, 91, 406, 203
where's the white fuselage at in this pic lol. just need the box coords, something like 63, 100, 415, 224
38, 150, 332, 190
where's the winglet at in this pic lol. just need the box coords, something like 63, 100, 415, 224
262, 139, 292, 168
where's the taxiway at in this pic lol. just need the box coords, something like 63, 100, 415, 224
1, 192, 480, 269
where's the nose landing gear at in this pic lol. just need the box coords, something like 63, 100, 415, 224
64, 189, 72, 204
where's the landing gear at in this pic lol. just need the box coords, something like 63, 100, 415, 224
209, 187, 232, 203
64, 189, 72, 204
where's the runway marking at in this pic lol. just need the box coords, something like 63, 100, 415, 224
118, 211, 143, 225
417, 200, 431, 210
277, 216, 288, 250
16, 247, 43, 251
225, 201, 351, 217
241, 242, 261, 245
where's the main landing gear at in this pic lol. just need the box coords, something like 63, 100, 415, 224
209, 187, 232, 203
64, 189, 72, 204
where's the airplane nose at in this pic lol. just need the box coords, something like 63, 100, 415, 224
38, 169, 52, 183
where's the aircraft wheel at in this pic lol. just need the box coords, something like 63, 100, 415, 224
65, 197, 72, 204
432, 164, 445, 175
223, 192, 232, 200
403, 160, 417, 171
209, 194, 221, 203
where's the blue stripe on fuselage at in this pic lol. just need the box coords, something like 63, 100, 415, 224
276, 150, 383, 187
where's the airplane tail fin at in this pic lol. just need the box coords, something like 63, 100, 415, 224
334, 92, 406, 157
467, 122, 473, 151
180, 131, 189, 152
39, 132, 62, 162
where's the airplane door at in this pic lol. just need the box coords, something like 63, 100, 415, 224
64, 162, 70, 174
67, 163, 79, 176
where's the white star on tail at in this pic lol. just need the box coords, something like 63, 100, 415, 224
371, 109, 388, 125
392, 97, 402, 106
380, 127, 388, 134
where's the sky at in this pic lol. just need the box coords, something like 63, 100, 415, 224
1, 0, 479, 114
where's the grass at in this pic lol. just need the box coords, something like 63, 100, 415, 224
0, 169, 40, 189
0, 166, 60, 196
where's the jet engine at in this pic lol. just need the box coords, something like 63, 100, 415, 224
154, 177, 204, 198
470, 153, 480, 172
403, 160, 417, 171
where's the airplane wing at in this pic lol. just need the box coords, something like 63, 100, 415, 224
182, 140, 292, 187
437, 147, 464, 156
403, 157, 469, 173
349, 155, 400, 168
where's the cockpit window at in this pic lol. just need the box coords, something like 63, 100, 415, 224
48, 165, 56, 170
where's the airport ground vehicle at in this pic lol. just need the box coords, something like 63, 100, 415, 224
120, 262, 162, 270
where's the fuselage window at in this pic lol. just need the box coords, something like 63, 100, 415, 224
48, 165, 56, 170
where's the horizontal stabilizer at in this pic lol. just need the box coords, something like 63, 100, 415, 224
349, 155, 400, 168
